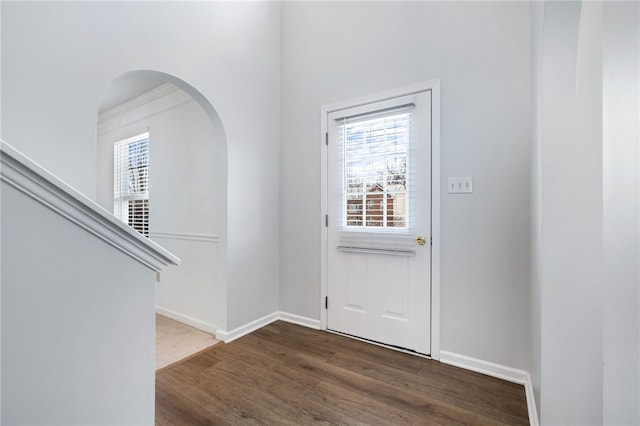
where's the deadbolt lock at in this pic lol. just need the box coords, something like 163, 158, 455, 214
416, 236, 426, 246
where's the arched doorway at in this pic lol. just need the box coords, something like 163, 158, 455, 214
96, 70, 228, 367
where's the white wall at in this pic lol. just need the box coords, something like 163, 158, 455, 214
1, 1, 281, 333
601, 1, 639, 423
0, 0, 2, 137
531, 1, 640, 423
539, 2, 603, 421
0, 2, 4, 421
97, 84, 225, 332
1, 182, 158, 425
280, 1, 531, 370
529, 0, 544, 418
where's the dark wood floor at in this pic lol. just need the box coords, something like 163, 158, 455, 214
156, 321, 529, 425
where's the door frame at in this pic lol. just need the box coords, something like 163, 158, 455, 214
320, 80, 441, 360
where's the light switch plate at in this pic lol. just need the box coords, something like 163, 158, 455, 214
448, 176, 473, 194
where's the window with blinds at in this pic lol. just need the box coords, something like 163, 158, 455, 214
114, 133, 149, 237
337, 108, 413, 230
328, 92, 428, 255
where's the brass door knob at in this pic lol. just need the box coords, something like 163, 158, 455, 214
416, 236, 426, 246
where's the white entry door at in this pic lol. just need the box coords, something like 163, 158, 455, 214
326, 90, 432, 355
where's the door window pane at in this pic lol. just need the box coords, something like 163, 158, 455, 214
339, 112, 410, 229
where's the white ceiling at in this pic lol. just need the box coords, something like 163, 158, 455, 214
99, 73, 170, 113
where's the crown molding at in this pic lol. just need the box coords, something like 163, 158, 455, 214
98, 83, 180, 124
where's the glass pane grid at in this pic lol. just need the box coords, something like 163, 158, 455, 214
114, 133, 150, 238
128, 199, 149, 237
342, 112, 410, 229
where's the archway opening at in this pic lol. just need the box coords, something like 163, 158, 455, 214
97, 70, 228, 368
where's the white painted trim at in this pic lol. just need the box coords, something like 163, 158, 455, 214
97, 83, 198, 138
156, 307, 218, 335
215, 312, 319, 344
0, 140, 180, 271
321, 81, 441, 115
524, 375, 539, 426
98, 83, 179, 124
319, 80, 441, 360
215, 312, 279, 343
430, 79, 441, 361
278, 311, 321, 329
320, 105, 329, 331
440, 351, 538, 426
440, 350, 529, 385
150, 231, 219, 244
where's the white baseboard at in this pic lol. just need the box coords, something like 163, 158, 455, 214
156, 306, 217, 335
277, 311, 321, 329
524, 376, 539, 426
439, 351, 528, 383
215, 311, 320, 343
215, 312, 279, 343
440, 351, 539, 426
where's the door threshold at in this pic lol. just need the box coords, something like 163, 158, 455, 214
326, 328, 431, 359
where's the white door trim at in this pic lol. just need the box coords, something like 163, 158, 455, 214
320, 80, 441, 360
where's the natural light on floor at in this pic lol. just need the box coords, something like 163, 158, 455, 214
156, 315, 219, 370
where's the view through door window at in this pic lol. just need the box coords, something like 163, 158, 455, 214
338, 111, 411, 229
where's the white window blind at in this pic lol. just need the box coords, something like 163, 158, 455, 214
331, 95, 418, 254
114, 132, 149, 237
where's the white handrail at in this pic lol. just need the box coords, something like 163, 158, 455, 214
0, 139, 180, 270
